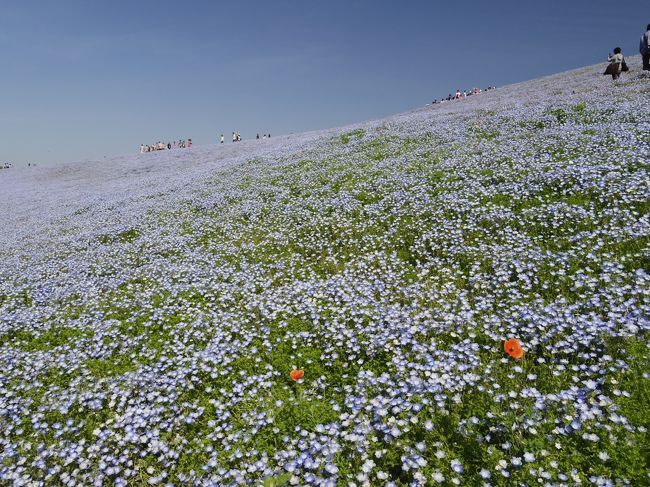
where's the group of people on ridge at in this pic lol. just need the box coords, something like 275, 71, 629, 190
605, 24, 650, 79
218, 132, 271, 143
431, 87, 496, 105
140, 139, 192, 153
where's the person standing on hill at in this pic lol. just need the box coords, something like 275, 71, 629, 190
605, 47, 624, 80
640, 24, 650, 71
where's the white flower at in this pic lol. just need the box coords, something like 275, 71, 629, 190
361, 460, 375, 473
431, 471, 445, 483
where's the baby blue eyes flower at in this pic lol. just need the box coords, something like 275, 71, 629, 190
584, 380, 598, 390
451, 459, 464, 474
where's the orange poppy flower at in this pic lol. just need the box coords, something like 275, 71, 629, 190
504, 338, 524, 359
290, 369, 305, 381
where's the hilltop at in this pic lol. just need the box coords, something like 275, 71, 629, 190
1, 59, 649, 486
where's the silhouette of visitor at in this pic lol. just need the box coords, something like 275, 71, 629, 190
641, 24, 650, 71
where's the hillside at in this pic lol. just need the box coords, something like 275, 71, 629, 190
1, 59, 649, 486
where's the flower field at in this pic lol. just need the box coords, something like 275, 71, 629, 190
1, 61, 649, 486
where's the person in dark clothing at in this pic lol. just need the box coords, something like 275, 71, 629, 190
641, 24, 650, 71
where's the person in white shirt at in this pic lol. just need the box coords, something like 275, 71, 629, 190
605, 47, 624, 80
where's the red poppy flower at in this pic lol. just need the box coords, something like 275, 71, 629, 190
504, 338, 524, 359
290, 369, 305, 381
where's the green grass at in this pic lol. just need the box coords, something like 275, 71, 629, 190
98, 227, 141, 244
340, 128, 366, 144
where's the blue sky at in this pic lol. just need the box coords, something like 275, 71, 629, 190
0, 0, 647, 165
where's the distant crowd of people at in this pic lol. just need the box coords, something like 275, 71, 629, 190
604, 24, 650, 79
139, 132, 276, 152
218, 132, 271, 143
140, 139, 192, 153
139, 131, 275, 152
1, 162, 38, 169
431, 87, 496, 105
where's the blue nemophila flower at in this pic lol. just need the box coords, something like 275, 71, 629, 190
450, 459, 464, 474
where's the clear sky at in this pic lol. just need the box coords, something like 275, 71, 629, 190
0, 0, 647, 166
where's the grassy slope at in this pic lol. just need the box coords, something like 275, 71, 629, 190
1, 62, 649, 485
